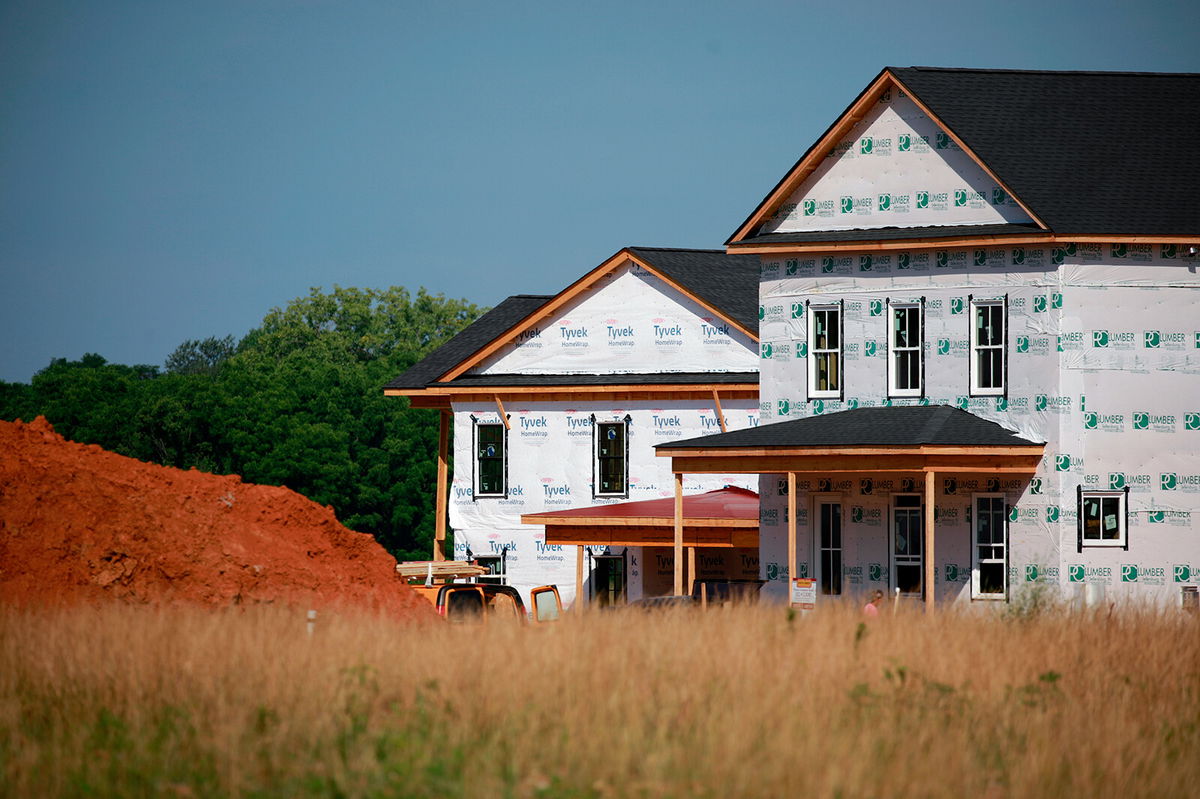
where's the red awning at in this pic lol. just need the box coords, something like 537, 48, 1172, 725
522, 487, 758, 548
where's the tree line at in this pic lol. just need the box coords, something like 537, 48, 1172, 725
0, 286, 484, 561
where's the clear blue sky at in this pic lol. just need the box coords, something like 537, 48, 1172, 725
2, 0, 1197, 382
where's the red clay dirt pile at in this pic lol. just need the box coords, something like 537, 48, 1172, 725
0, 417, 434, 619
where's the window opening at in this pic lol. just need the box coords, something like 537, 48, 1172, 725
475, 423, 506, 497
1080, 491, 1127, 547
889, 303, 922, 397
809, 304, 842, 398
892, 495, 923, 596
972, 494, 1007, 598
595, 418, 629, 497
818, 501, 843, 595
970, 299, 1006, 395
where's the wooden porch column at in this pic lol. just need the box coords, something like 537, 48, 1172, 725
434, 410, 450, 561
924, 469, 936, 613
787, 472, 797, 588
687, 547, 696, 596
576, 545, 585, 613
674, 472, 684, 595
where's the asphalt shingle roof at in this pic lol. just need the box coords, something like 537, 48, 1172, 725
889, 67, 1200, 237
658, 405, 1041, 449
627, 247, 760, 331
384, 295, 551, 390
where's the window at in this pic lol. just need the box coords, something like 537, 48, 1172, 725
888, 302, 923, 397
474, 554, 506, 585
970, 298, 1006, 395
594, 419, 629, 497
817, 501, 843, 596
891, 495, 923, 596
808, 303, 842, 399
972, 494, 1007, 599
1080, 491, 1127, 547
474, 422, 506, 497
590, 554, 627, 606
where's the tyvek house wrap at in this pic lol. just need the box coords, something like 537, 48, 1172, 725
757, 89, 1034, 235
447, 259, 760, 607
754, 244, 1200, 606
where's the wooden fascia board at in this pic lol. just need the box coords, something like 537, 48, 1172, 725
727, 69, 894, 245
663, 453, 1043, 475
424, 382, 758, 397
543, 527, 758, 548
436, 250, 633, 383
656, 445, 1045, 458
522, 515, 757, 528
887, 72, 1049, 231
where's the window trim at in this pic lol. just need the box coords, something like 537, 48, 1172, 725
887, 299, 924, 398
472, 417, 508, 499
807, 301, 843, 400
969, 296, 1007, 397
1078, 488, 1129, 549
592, 415, 631, 499
971, 492, 1008, 600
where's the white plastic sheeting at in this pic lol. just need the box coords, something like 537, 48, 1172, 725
450, 399, 759, 608
479, 261, 757, 375
757, 90, 1034, 235
755, 244, 1200, 606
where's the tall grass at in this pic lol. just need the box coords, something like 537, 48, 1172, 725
2, 602, 1198, 798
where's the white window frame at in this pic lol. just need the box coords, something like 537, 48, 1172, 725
1080, 490, 1127, 548
890, 493, 924, 597
888, 301, 923, 398
969, 298, 1006, 396
807, 303, 842, 399
593, 417, 629, 498
812, 495, 844, 597
971, 493, 1007, 600
473, 421, 507, 498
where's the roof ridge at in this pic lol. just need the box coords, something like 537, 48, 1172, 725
507, 294, 554, 299
895, 65, 1200, 78
627, 246, 730, 254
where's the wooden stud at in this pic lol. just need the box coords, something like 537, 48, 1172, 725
493, 395, 510, 430
688, 546, 696, 596
434, 410, 450, 561
925, 469, 936, 613
712, 389, 727, 433
674, 473, 684, 596
787, 472, 797, 596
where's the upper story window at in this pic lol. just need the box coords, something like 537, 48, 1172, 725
595, 418, 629, 497
1080, 490, 1127, 548
888, 301, 923, 397
474, 422, 506, 498
970, 298, 1006, 396
808, 302, 842, 399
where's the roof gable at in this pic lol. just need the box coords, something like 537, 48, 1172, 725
731, 67, 1200, 245
755, 90, 1035, 236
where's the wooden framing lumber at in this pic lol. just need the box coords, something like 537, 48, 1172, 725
924, 469, 936, 613
434, 410, 450, 561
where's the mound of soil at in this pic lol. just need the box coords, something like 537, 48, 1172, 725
0, 417, 434, 619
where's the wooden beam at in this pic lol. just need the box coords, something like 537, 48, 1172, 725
726, 233, 1198, 256
426, 384, 759, 397
493, 395, 510, 430
674, 473, 684, 596
576, 546, 585, 613
925, 469, 936, 613
787, 472, 797, 595
712, 389, 727, 433
434, 410, 450, 561
543, 526, 759, 548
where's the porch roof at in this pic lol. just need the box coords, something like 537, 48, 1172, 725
655, 405, 1044, 475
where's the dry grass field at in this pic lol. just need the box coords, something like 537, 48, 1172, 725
2, 600, 1198, 798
